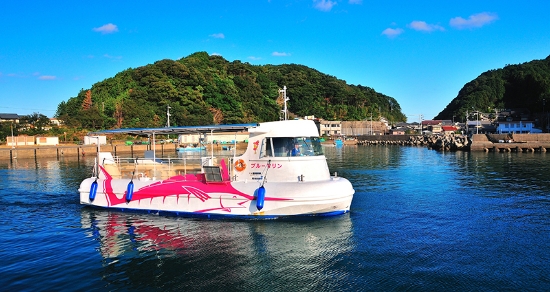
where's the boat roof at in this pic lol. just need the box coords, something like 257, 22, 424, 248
88, 123, 258, 136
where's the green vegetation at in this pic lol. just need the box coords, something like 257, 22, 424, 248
55, 52, 406, 130
435, 55, 550, 121
0, 112, 87, 143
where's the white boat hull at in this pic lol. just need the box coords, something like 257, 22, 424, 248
79, 175, 353, 218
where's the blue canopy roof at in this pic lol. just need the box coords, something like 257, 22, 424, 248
88, 123, 258, 136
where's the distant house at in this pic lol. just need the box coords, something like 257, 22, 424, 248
496, 121, 539, 134
50, 118, 62, 126
36, 136, 59, 146
429, 124, 442, 134
317, 120, 342, 136
340, 120, 388, 135
0, 113, 20, 123
441, 126, 458, 135
7, 135, 35, 146
389, 128, 406, 135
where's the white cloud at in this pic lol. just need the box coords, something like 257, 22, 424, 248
248, 56, 262, 61
349, 0, 362, 4
103, 54, 122, 60
93, 23, 119, 34
272, 52, 291, 57
314, 0, 337, 12
38, 75, 56, 80
382, 28, 404, 38
211, 52, 222, 56
210, 33, 225, 39
449, 12, 498, 29
408, 21, 444, 32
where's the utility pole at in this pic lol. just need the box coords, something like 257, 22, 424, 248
166, 105, 172, 141
477, 111, 479, 134
166, 105, 171, 127
543, 99, 546, 133
419, 114, 423, 134
11, 120, 15, 148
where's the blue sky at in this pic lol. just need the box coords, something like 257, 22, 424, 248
1, 1, 549, 122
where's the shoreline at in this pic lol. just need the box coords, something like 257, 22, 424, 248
4, 133, 550, 160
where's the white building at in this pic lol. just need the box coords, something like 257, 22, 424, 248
36, 136, 59, 146
84, 136, 107, 145
318, 120, 341, 136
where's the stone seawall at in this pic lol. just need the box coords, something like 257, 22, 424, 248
357, 133, 550, 152
357, 134, 469, 151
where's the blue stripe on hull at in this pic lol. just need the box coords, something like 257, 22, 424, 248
82, 205, 349, 220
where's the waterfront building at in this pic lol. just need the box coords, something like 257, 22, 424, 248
496, 121, 541, 134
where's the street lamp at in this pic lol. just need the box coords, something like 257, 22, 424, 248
11, 121, 15, 148
543, 99, 546, 133
419, 114, 423, 134
476, 111, 479, 134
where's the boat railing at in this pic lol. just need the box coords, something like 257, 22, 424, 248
98, 154, 237, 180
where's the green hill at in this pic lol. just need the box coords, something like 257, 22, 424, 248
435, 55, 550, 121
55, 52, 405, 129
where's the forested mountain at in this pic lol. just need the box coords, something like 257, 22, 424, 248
435, 55, 550, 121
55, 52, 405, 130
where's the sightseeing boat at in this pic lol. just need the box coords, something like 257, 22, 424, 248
79, 119, 355, 219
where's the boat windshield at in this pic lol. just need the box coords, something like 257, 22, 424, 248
260, 137, 324, 157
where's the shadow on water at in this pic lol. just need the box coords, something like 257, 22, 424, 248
79, 208, 354, 291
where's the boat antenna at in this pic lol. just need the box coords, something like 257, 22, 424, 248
278, 86, 289, 120
260, 159, 271, 187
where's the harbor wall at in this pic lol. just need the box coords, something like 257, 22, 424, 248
0, 144, 166, 160
470, 134, 550, 152
0, 142, 247, 160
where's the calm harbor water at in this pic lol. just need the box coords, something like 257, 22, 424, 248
0, 146, 549, 291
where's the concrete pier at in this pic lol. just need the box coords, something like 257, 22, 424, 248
470, 134, 550, 152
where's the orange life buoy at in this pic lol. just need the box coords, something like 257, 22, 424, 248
234, 159, 246, 172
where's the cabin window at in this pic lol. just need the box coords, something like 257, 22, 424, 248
259, 138, 270, 158
267, 137, 324, 157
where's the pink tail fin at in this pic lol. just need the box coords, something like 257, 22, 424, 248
220, 159, 230, 181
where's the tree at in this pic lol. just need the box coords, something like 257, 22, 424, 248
82, 90, 92, 110
55, 52, 408, 129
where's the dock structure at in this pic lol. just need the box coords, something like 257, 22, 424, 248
470, 134, 550, 152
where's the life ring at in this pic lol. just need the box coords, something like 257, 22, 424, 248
234, 159, 246, 172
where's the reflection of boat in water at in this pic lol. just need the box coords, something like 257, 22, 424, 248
79, 119, 355, 219
80, 209, 194, 258
80, 207, 353, 260
176, 145, 205, 152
